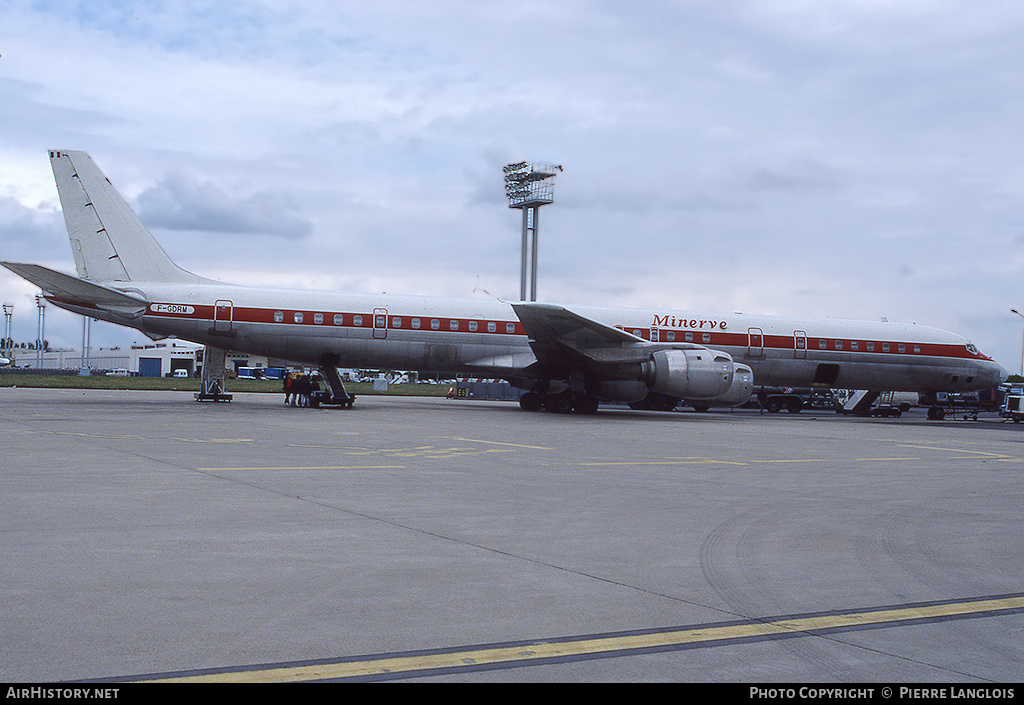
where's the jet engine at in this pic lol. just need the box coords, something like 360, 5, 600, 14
641, 348, 736, 400
686, 363, 753, 407
585, 350, 753, 408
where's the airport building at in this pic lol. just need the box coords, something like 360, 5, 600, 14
2, 338, 278, 377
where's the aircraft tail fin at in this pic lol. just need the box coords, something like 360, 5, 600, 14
49, 150, 206, 284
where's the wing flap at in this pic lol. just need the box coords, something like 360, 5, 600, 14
462, 351, 540, 376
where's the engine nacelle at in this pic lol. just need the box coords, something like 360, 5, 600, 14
686, 363, 753, 407
641, 348, 735, 400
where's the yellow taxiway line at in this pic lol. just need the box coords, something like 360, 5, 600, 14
137, 593, 1024, 683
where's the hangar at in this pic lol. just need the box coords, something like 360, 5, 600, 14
2, 337, 279, 378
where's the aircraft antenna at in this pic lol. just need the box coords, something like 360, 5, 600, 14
504, 162, 561, 301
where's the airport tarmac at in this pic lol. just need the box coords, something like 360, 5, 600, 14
1, 387, 1023, 683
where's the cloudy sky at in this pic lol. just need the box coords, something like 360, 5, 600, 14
3, 1, 1024, 371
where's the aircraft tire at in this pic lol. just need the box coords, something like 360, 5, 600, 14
927, 406, 946, 420
573, 395, 599, 414
545, 392, 574, 414
643, 392, 677, 411
519, 392, 543, 411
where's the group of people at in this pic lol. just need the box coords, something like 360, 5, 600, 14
282, 372, 321, 407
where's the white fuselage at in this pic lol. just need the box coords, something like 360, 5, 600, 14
51, 281, 1006, 393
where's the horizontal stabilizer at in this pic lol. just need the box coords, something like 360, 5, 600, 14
1, 262, 150, 318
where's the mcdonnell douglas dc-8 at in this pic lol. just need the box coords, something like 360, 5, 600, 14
1, 150, 1007, 417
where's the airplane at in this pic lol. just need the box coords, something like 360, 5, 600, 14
0, 150, 1008, 418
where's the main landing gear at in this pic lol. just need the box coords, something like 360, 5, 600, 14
518, 390, 600, 414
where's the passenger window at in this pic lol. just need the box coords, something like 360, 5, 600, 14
506, 322, 516, 334
411, 318, 421, 329
450, 320, 459, 331
819, 339, 827, 350
274, 311, 284, 323
334, 314, 343, 325
314, 313, 323, 324
487, 322, 496, 333
469, 320, 478, 332
898, 344, 906, 354
431, 319, 440, 330
702, 333, 711, 343
294, 312, 304, 323
392, 317, 401, 328
353, 315, 363, 326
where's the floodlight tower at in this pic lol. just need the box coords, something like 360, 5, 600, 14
81, 316, 92, 371
2, 304, 12, 356
35, 295, 45, 368
504, 162, 562, 301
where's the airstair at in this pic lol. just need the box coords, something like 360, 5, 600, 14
839, 390, 903, 417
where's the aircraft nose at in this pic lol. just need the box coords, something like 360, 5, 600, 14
988, 362, 1010, 387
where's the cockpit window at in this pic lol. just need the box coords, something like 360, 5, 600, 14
966, 343, 978, 356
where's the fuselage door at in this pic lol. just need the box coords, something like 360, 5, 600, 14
373, 308, 388, 339
214, 300, 233, 333
747, 327, 764, 357
794, 330, 807, 359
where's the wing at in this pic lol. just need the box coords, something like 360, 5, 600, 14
510, 302, 702, 377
